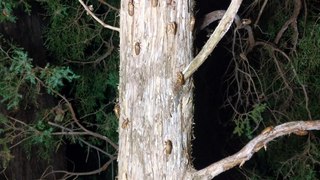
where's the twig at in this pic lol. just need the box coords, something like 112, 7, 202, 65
66, 43, 114, 65
34, 76, 118, 150
40, 156, 117, 179
254, 41, 312, 119
274, 0, 301, 48
98, 0, 119, 11
78, 0, 120, 32
254, 0, 269, 27
49, 121, 117, 154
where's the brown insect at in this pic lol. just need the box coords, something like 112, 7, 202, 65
151, 0, 158, 7
167, 22, 177, 35
121, 118, 130, 129
165, 140, 173, 155
128, 1, 134, 16
134, 42, 141, 55
261, 126, 274, 135
177, 72, 185, 86
113, 103, 120, 119
293, 130, 308, 136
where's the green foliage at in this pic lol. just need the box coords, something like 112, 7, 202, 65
40, 65, 79, 94
75, 68, 109, 113
0, 0, 117, 178
10, 49, 36, 83
0, 114, 13, 169
0, 0, 31, 22
0, 45, 79, 109
41, 0, 119, 63
0, 0, 17, 22
23, 120, 56, 161
233, 103, 266, 138
231, 0, 320, 179
97, 112, 118, 143
0, 48, 35, 109
40, 0, 88, 60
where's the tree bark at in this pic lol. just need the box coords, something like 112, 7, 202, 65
118, 0, 195, 179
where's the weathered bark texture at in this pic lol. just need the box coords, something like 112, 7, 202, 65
118, 0, 195, 179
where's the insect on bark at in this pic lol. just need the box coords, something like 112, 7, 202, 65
151, 0, 158, 7
293, 130, 308, 136
122, 118, 130, 129
167, 22, 177, 35
128, 1, 134, 16
177, 72, 185, 86
134, 42, 141, 55
261, 126, 274, 135
165, 140, 173, 155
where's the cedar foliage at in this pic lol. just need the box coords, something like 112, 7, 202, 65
0, 0, 119, 178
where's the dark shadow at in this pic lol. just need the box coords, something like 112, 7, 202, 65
192, 0, 245, 179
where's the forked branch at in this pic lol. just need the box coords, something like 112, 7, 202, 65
186, 120, 320, 179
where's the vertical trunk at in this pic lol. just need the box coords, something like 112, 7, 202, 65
118, 0, 194, 179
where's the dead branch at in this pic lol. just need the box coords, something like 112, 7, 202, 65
78, 0, 120, 32
274, 0, 301, 52
254, 41, 312, 119
34, 76, 118, 150
40, 156, 117, 179
49, 121, 115, 158
182, 0, 243, 81
98, 0, 119, 11
253, 0, 269, 27
187, 120, 320, 179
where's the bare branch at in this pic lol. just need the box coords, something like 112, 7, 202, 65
34, 76, 118, 150
49, 121, 115, 158
271, 0, 301, 55
274, 0, 301, 47
182, 0, 243, 81
40, 156, 117, 179
78, 0, 120, 32
253, 0, 269, 27
98, 0, 119, 11
187, 120, 320, 179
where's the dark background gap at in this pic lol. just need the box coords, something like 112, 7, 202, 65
192, 0, 245, 179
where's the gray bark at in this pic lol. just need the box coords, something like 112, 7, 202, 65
118, 0, 195, 179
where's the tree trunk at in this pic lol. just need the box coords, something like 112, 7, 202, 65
118, 0, 195, 179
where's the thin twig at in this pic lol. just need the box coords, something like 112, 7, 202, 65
78, 0, 120, 32
254, 0, 269, 27
98, 0, 119, 11
34, 76, 118, 150
41, 156, 117, 179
